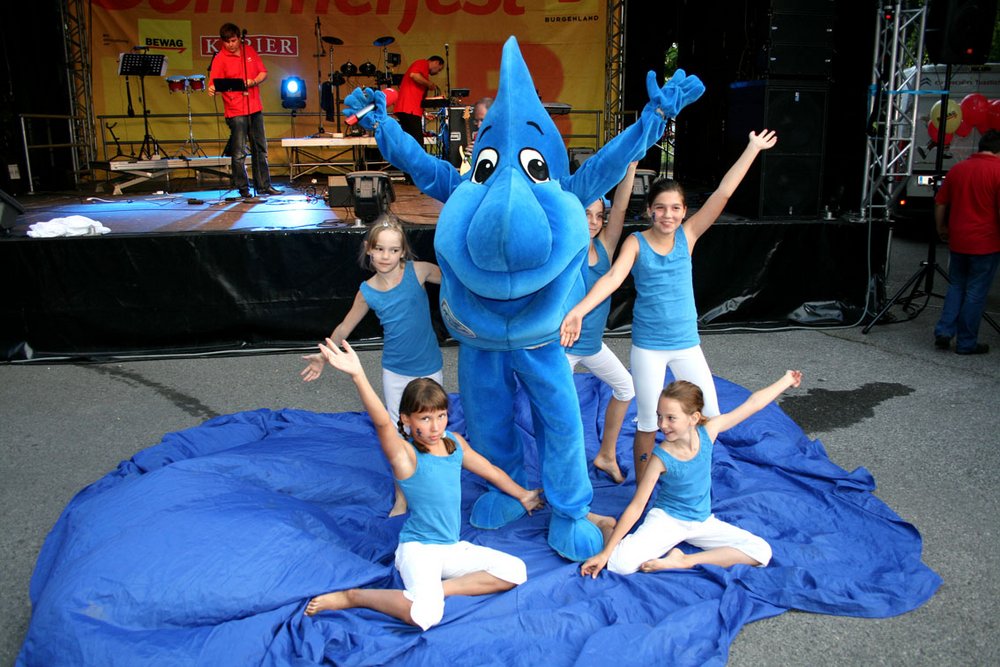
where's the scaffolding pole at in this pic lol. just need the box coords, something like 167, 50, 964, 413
59, 0, 97, 184
860, 2, 927, 223
603, 0, 626, 146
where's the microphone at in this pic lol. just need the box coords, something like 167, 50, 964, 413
241, 28, 248, 43
346, 88, 397, 125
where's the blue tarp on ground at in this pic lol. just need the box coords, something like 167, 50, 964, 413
18, 374, 941, 666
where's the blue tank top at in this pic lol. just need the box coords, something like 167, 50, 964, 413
397, 432, 463, 545
359, 261, 443, 377
567, 240, 612, 356
651, 424, 712, 521
630, 229, 700, 350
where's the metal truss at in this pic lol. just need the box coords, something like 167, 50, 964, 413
603, 0, 626, 145
860, 2, 927, 222
59, 0, 97, 182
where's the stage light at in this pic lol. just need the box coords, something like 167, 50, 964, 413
280, 77, 306, 110
346, 171, 395, 222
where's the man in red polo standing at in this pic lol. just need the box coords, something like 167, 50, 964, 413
208, 22, 281, 199
933, 129, 1000, 355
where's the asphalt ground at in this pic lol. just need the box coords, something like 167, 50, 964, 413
1, 233, 998, 666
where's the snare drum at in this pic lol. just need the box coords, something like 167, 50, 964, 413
166, 76, 188, 93
188, 75, 206, 92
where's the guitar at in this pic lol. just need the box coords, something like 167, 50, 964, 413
458, 105, 472, 175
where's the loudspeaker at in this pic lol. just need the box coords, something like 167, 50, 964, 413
326, 175, 352, 207
568, 147, 595, 173
726, 81, 828, 219
625, 168, 657, 220
758, 5, 836, 78
0, 188, 25, 234
447, 106, 471, 168
346, 171, 395, 222
925, 0, 998, 65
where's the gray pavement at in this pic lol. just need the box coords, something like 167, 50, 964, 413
1, 234, 998, 666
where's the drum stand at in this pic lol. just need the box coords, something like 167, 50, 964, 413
178, 87, 206, 157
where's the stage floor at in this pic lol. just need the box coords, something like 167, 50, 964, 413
8, 179, 444, 236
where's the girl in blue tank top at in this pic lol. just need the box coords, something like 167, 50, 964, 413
565, 162, 639, 484
304, 338, 543, 631
300, 217, 444, 516
561, 130, 778, 482
580, 369, 802, 579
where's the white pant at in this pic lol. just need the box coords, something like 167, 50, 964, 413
630, 344, 719, 432
566, 343, 635, 402
395, 540, 527, 630
606, 507, 772, 575
382, 367, 444, 427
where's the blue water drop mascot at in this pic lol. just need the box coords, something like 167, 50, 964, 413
342, 36, 704, 561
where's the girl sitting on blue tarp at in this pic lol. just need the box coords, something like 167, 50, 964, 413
304, 338, 542, 630
580, 370, 802, 577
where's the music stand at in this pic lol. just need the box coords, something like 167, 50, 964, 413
118, 52, 168, 159
212, 78, 247, 93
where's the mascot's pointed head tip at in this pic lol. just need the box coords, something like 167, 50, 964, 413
497, 36, 533, 103
482, 35, 569, 180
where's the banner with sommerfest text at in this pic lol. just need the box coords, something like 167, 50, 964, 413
91, 0, 606, 159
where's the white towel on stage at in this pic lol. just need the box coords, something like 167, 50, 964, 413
27, 216, 111, 238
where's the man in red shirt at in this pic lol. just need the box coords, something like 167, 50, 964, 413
933, 129, 1000, 355
208, 23, 281, 199
393, 55, 444, 152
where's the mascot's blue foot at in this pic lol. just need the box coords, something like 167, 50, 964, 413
548, 513, 603, 562
470, 491, 527, 529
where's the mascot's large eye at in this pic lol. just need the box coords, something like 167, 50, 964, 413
472, 148, 499, 184
519, 149, 549, 183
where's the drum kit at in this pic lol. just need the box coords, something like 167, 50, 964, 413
312, 29, 403, 136
165, 74, 207, 157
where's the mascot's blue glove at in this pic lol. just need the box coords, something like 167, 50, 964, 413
342, 86, 388, 132
644, 69, 705, 120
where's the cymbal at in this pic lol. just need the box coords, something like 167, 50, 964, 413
322, 36, 344, 45
373, 36, 395, 47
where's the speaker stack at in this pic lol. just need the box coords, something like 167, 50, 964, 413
725, 0, 835, 219
925, 0, 999, 66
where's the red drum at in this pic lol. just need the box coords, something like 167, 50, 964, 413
166, 76, 188, 93
188, 75, 206, 92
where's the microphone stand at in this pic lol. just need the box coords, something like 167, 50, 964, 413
240, 29, 255, 196
313, 18, 328, 136
443, 42, 452, 100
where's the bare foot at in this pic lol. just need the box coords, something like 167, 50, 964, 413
593, 455, 625, 484
639, 548, 687, 572
587, 512, 617, 543
304, 590, 352, 616
587, 512, 617, 531
389, 494, 408, 518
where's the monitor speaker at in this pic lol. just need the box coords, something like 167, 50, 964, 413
346, 171, 395, 222
726, 81, 828, 219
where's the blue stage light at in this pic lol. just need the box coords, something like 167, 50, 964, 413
280, 77, 306, 110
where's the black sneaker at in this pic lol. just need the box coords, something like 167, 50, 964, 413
934, 336, 951, 350
239, 188, 252, 199
955, 343, 989, 355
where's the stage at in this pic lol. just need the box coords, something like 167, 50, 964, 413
0, 181, 887, 361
